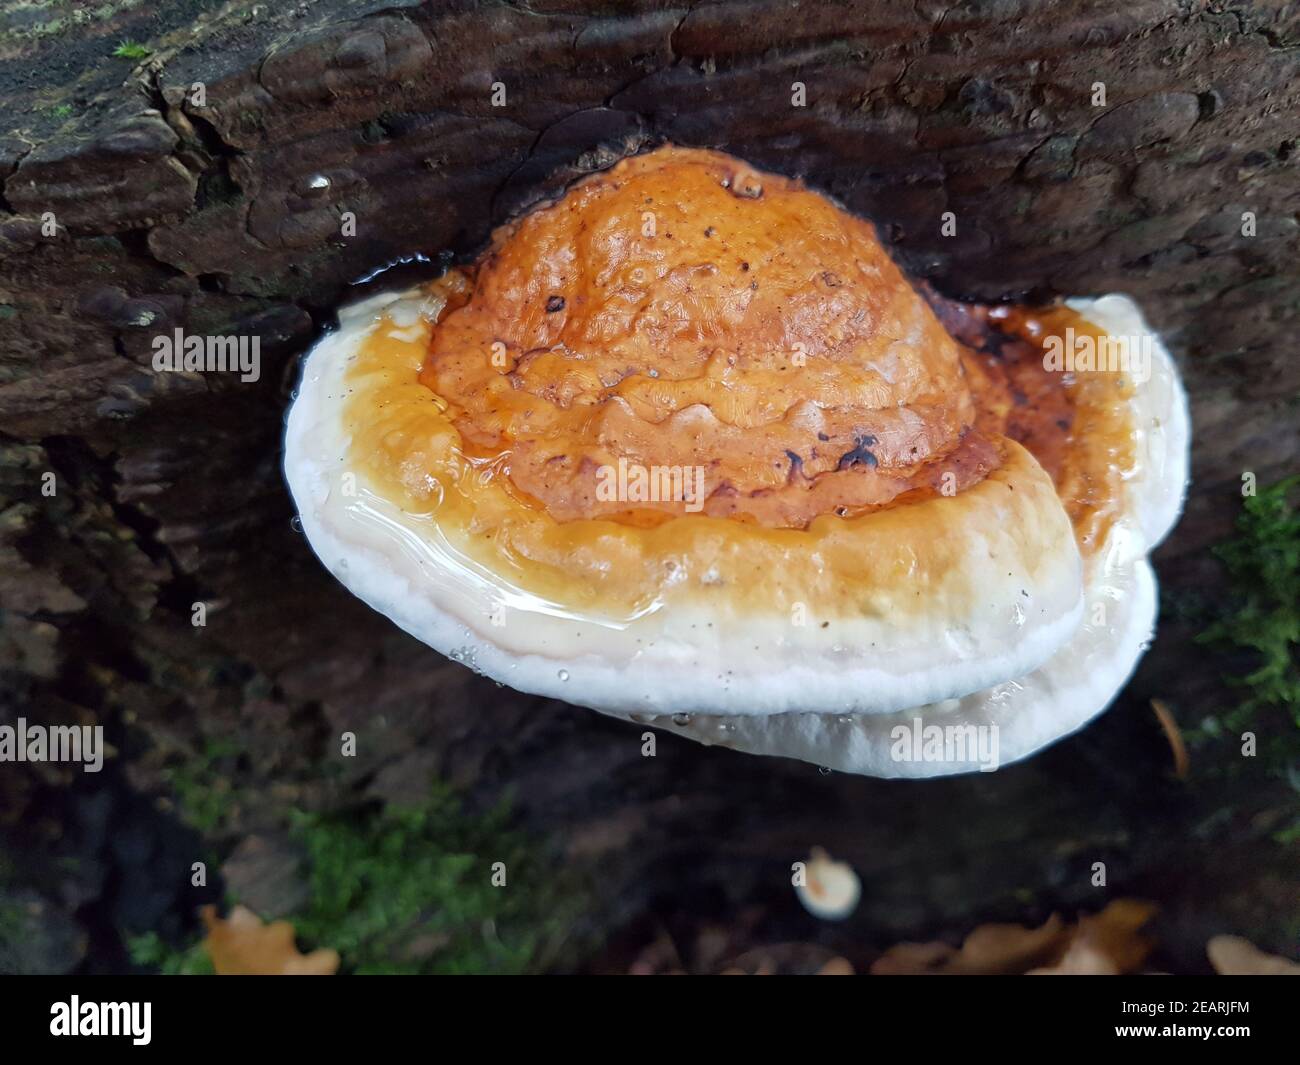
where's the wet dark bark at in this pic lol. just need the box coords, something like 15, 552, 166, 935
1, 1, 1297, 973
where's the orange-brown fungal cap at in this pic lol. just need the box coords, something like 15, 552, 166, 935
421, 146, 989, 528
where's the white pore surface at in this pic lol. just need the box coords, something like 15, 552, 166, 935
284, 289, 1187, 776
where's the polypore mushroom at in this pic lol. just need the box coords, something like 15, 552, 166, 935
284, 146, 1188, 777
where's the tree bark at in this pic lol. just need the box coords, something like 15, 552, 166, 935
1, 0, 1297, 973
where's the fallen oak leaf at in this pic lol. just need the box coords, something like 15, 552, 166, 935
870, 914, 1067, 975
1029, 899, 1157, 975
1028, 938, 1119, 975
1207, 936, 1300, 976
948, 914, 1071, 974
1081, 899, 1158, 972
201, 905, 339, 975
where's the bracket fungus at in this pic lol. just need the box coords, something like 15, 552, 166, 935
284, 146, 1188, 777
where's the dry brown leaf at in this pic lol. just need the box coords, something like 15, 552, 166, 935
1029, 940, 1119, 975
1207, 935, 1300, 976
950, 914, 1071, 974
633, 899, 1299, 978
720, 942, 844, 975
1150, 699, 1189, 779
1029, 899, 1157, 975
869, 940, 956, 974
1080, 899, 1158, 972
201, 904, 339, 975
873, 901, 1156, 976
871, 914, 1067, 975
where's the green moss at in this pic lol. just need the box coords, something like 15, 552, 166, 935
289, 787, 585, 974
1195, 475, 1300, 841
1196, 475, 1300, 764
126, 931, 214, 975
127, 786, 591, 975
161, 735, 244, 833
111, 40, 152, 60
